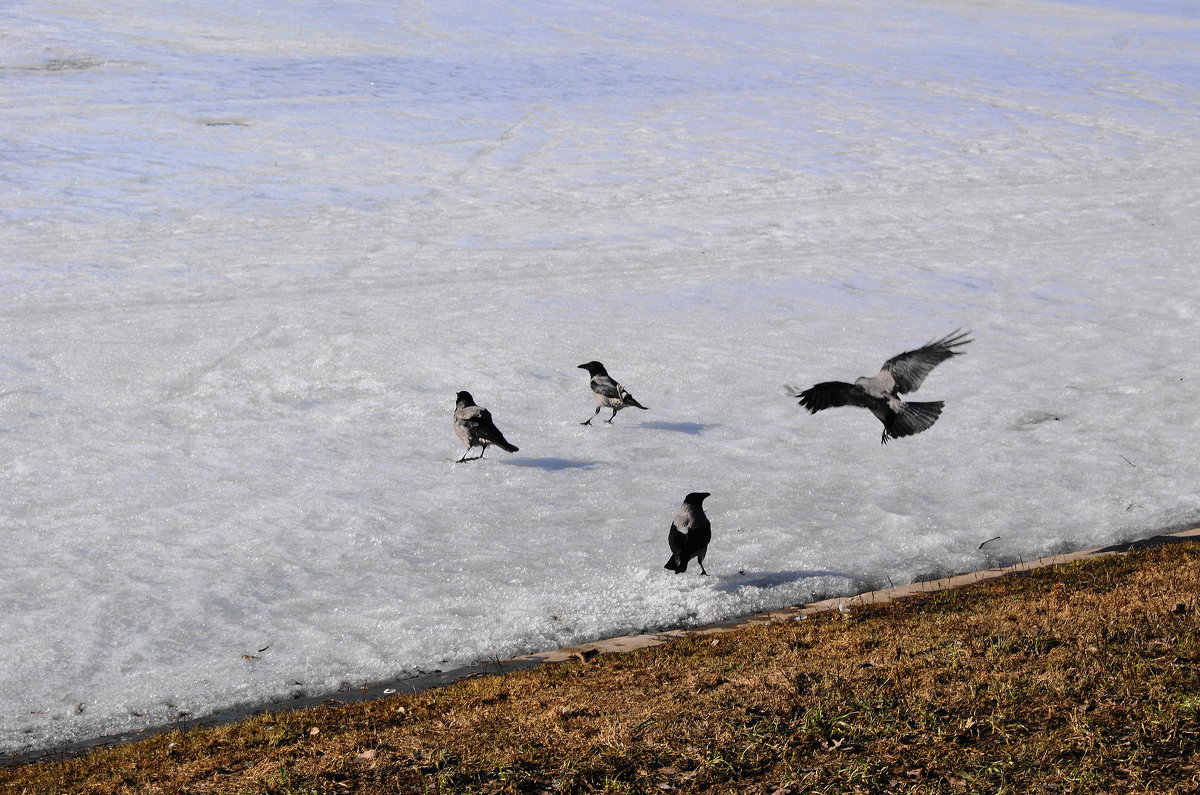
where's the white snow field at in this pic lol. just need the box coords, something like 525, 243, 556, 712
2, 0, 1199, 752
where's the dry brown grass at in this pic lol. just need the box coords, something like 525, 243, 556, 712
5, 543, 1200, 794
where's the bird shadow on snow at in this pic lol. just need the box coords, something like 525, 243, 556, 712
636, 421, 715, 435
505, 457, 598, 471
713, 569, 873, 594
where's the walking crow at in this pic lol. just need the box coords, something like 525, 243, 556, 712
577, 361, 648, 425
453, 391, 519, 462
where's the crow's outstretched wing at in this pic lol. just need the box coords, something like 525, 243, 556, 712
795, 381, 870, 413
879, 329, 972, 394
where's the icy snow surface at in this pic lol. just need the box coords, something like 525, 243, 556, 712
2, 0, 1199, 752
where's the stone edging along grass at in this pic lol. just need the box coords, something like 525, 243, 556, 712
511, 525, 1200, 664
6, 525, 1199, 768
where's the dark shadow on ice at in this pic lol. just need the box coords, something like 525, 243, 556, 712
1096, 515, 1200, 554
1098, 533, 1200, 554
1013, 410, 1064, 430
505, 457, 597, 471
713, 569, 874, 593
637, 421, 714, 435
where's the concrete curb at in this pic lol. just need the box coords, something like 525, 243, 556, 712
509, 526, 1200, 664
7, 525, 1198, 767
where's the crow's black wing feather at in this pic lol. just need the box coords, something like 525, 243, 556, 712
590, 375, 624, 400
795, 381, 870, 413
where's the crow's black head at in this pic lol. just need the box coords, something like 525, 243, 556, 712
577, 361, 608, 377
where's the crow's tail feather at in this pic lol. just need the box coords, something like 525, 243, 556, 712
882, 400, 944, 444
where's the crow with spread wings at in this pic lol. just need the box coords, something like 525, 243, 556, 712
793, 330, 972, 444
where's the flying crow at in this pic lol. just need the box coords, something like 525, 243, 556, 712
664, 492, 712, 575
453, 391, 519, 462
793, 330, 972, 444
577, 361, 648, 425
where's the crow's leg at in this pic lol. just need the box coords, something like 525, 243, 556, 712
581, 406, 601, 425
604, 407, 619, 423
456, 446, 475, 463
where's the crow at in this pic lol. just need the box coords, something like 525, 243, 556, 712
793, 330, 972, 444
664, 492, 712, 575
453, 391, 519, 462
577, 361, 648, 425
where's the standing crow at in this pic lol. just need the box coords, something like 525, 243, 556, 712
664, 492, 712, 575
453, 391, 519, 462
793, 330, 972, 444
577, 361, 648, 425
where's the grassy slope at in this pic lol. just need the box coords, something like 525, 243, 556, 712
5, 543, 1200, 794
